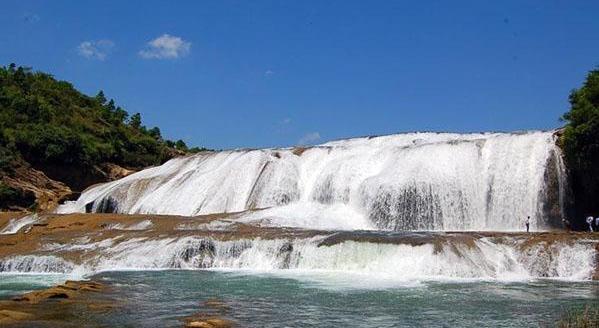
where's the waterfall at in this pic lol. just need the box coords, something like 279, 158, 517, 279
0, 255, 74, 273
58, 131, 566, 231
1, 236, 595, 281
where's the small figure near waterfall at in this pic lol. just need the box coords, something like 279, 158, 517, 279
595, 217, 599, 231
525, 216, 530, 233
586, 216, 594, 232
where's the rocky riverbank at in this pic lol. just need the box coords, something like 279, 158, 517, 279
0, 278, 234, 327
0, 280, 113, 327
0, 160, 137, 212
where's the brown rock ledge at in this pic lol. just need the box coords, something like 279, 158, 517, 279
0, 280, 114, 326
0, 279, 235, 327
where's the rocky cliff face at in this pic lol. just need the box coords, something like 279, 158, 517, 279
0, 159, 136, 212
1, 161, 71, 211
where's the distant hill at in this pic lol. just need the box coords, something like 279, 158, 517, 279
0, 63, 207, 210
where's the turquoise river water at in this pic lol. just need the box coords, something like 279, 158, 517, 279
1, 270, 597, 327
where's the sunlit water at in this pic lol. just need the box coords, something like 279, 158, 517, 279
1, 270, 597, 327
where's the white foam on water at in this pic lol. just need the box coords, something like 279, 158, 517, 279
517, 241, 597, 280
85, 236, 596, 283
57, 131, 565, 232
0, 255, 75, 274
126, 220, 154, 230
217, 269, 427, 290
1, 236, 595, 288
238, 202, 374, 230
104, 220, 154, 231
0, 214, 39, 234
43, 236, 119, 252
176, 220, 234, 231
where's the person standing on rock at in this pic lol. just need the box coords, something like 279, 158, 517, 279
525, 216, 530, 233
595, 217, 599, 231
586, 216, 594, 232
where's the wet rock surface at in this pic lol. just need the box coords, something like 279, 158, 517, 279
182, 298, 235, 328
0, 280, 114, 327
0, 278, 237, 327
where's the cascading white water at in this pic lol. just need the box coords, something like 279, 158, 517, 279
58, 131, 565, 231
1, 236, 595, 281
0, 255, 75, 273
0, 214, 39, 234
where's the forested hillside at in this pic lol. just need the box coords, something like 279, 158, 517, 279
0, 63, 206, 210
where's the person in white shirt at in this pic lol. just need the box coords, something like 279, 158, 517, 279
586, 216, 594, 232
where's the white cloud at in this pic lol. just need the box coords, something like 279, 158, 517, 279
77, 40, 114, 61
281, 118, 291, 124
139, 34, 191, 59
265, 69, 274, 77
298, 132, 321, 145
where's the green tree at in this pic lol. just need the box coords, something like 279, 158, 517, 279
560, 68, 599, 227
114, 106, 128, 123
175, 139, 188, 151
148, 127, 162, 140
95, 90, 107, 105
0, 63, 209, 199
129, 113, 142, 130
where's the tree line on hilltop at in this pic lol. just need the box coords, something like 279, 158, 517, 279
0, 63, 207, 206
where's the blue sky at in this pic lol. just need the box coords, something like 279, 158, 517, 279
1, 1, 598, 149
